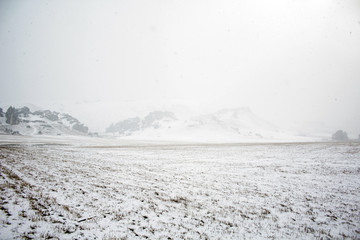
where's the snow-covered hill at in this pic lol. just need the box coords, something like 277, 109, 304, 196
106, 111, 176, 136
0, 104, 327, 142
0, 106, 89, 136
106, 108, 321, 142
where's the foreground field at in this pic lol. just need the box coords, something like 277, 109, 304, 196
0, 140, 360, 239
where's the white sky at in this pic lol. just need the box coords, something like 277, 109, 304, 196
1, 0, 360, 134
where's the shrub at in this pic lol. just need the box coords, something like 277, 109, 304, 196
332, 130, 348, 141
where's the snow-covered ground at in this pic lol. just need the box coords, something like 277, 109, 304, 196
0, 136, 359, 239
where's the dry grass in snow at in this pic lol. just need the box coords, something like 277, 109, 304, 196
0, 141, 360, 239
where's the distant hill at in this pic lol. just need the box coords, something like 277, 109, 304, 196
106, 111, 176, 135
0, 106, 89, 136
190, 107, 275, 133
106, 108, 316, 142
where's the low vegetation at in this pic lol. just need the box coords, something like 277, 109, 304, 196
1, 142, 359, 239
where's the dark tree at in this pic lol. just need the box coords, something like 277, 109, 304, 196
72, 123, 89, 134
5, 106, 20, 125
18, 106, 31, 117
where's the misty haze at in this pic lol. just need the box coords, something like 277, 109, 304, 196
1, 0, 360, 239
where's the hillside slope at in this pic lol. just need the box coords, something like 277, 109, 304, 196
0, 106, 89, 136
106, 108, 318, 142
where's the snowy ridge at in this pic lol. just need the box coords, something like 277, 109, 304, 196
107, 108, 322, 142
0, 106, 89, 136
106, 111, 176, 136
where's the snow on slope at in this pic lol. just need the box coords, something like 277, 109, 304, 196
0, 103, 328, 142
108, 108, 322, 142
0, 106, 89, 136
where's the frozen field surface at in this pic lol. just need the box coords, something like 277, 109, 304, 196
0, 139, 360, 239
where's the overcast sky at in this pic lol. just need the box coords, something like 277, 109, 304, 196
1, 0, 360, 133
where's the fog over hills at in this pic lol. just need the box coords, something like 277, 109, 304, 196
104, 107, 327, 142
3, 100, 357, 142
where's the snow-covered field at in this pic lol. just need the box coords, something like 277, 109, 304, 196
0, 137, 359, 239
